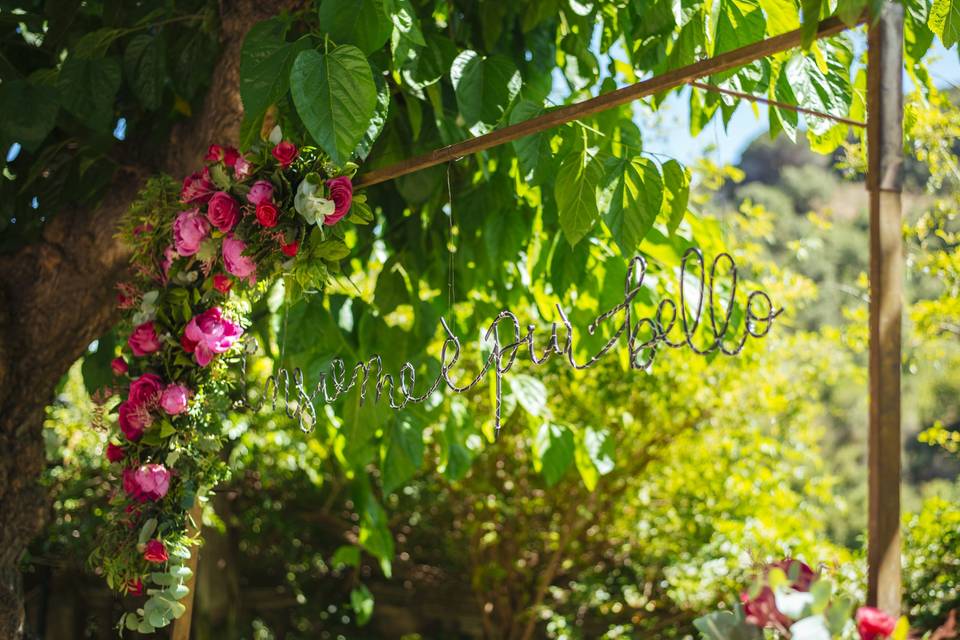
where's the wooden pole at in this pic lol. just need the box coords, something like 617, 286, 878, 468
171, 503, 203, 640
866, 0, 904, 614
355, 16, 856, 188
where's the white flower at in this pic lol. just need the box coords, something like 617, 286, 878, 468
294, 174, 335, 225
268, 125, 283, 145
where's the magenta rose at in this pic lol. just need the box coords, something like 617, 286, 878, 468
160, 384, 190, 415
206, 191, 240, 232
123, 464, 171, 502
212, 274, 232, 294
143, 539, 169, 564
222, 234, 257, 283
246, 180, 274, 206
856, 607, 898, 640
173, 209, 211, 257
271, 141, 298, 167
106, 442, 125, 463
128, 373, 163, 407
182, 307, 243, 367
255, 202, 279, 228
117, 401, 149, 441
128, 321, 161, 356
325, 176, 353, 226
181, 168, 215, 204
111, 357, 128, 376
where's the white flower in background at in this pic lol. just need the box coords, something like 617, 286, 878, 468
268, 125, 283, 145
294, 174, 335, 225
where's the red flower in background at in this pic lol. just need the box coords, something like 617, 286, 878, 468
856, 607, 898, 640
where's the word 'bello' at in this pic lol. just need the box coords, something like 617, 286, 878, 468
255, 248, 783, 436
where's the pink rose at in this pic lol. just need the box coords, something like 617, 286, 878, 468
856, 607, 898, 640
111, 357, 128, 376
173, 209, 211, 257
206, 191, 240, 232
143, 539, 169, 564
246, 180, 274, 206
123, 464, 171, 502
160, 245, 176, 282
117, 401, 149, 441
106, 442, 125, 463
181, 168, 215, 204
222, 234, 257, 283
128, 321, 161, 356
271, 141, 298, 167
183, 307, 243, 367
212, 274, 232, 294
204, 144, 224, 163
742, 559, 816, 628
127, 579, 143, 596
234, 156, 253, 180
255, 202, 279, 228
128, 373, 163, 407
160, 384, 189, 415
325, 176, 353, 225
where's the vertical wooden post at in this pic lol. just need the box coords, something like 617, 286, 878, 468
171, 503, 203, 640
866, 0, 904, 614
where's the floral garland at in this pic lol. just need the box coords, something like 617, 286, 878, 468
94, 128, 371, 634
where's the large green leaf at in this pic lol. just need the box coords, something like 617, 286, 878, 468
760, 0, 801, 35
290, 46, 377, 165
350, 585, 375, 627
534, 423, 575, 487
388, 0, 425, 67
318, 0, 391, 54
929, 0, 960, 47
0, 80, 58, 150
57, 55, 121, 131
714, 0, 765, 55
239, 18, 309, 124
599, 156, 663, 255
782, 51, 851, 135
450, 50, 521, 126
555, 149, 603, 246
81, 330, 117, 395
510, 99, 555, 185
662, 159, 690, 235
124, 34, 166, 110
800, 0, 822, 48
381, 417, 424, 495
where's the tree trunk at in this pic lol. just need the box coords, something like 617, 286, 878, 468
0, 1, 293, 635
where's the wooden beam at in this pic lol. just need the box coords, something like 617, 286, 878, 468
866, 0, 904, 615
355, 16, 855, 188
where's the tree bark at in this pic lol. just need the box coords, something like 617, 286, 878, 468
0, 1, 294, 636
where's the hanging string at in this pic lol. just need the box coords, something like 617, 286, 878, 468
446, 161, 456, 314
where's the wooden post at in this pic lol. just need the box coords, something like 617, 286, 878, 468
866, 0, 904, 614
171, 503, 203, 640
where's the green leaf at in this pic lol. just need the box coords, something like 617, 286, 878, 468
354, 66, 390, 161
318, 0, 391, 54
350, 584, 375, 626
381, 417, 424, 495
80, 330, 116, 395
929, 0, 960, 47
760, 0, 801, 35
600, 156, 663, 255
782, 51, 851, 135
510, 100, 555, 185
555, 149, 603, 246
694, 608, 763, 640
714, 0, 766, 55
836, 0, 867, 26
800, 0, 823, 48
534, 423, 575, 486
0, 80, 58, 151
290, 46, 377, 165
138, 518, 158, 545
450, 50, 522, 126
662, 159, 690, 235
508, 374, 548, 418
124, 34, 166, 110
239, 18, 309, 124
57, 55, 121, 131
354, 478, 394, 570
332, 545, 361, 568
387, 0, 425, 67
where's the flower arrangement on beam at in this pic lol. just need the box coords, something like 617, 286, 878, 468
92, 127, 372, 634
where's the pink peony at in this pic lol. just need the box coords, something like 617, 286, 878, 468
181, 168, 215, 204
856, 607, 898, 640
123, 464, 171, 502
106, 442, 125, 463
234, 156, 253, 180
111, 357, 128, 376
128, 322, 161, 356
212, 274, 232, 294
143, 539, 169, 564
271, 141, 298, 167
246, 180, 274, 206
255, 202, 279, 228
325, 176, 353, 225
182, 307, 243, 367
206, 191, 240, 232
173, 209, 211, 257
117, 401, 149, 441
222, 234, 257, 283
160, 384, 189, 415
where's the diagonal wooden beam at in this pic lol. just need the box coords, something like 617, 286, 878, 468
355, 16, 858, 188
